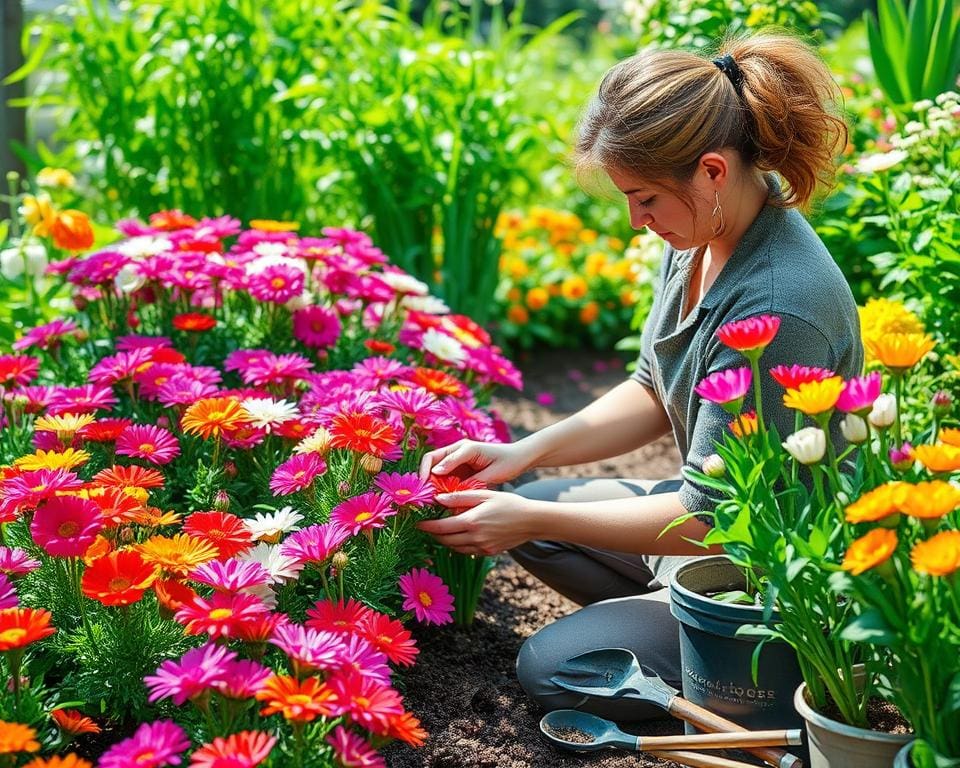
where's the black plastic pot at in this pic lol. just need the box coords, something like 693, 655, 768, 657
669, 556, 805, 740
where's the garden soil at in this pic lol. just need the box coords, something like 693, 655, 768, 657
385, 348, 690, 768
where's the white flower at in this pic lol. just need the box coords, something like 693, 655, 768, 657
702, 454, 726, 478
238, 542, 304, 584
421, 327, 467, 366
840, 414, 869, 444
401, 294, 450, 314
783, 427, 826, 465
380, 270, 429, 296
855, 149, 908, 174
284, 291, 312, 312
868, 394, 897, 429
245, 253, 308, 277
294, 427, 332, 456
243, 581, 278, 609
251, 241, 291, 259
0, 243, 47, 280
116, 235, 172, 259
912, 99, 934, 112
244, 506, 305, 543
114, 263, 146, 294
240, 398, 298, 432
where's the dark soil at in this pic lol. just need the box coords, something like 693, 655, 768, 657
818, 694, 913, 736
386, 348, 687, 767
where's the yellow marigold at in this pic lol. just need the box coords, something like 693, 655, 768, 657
911, 531, 960, 576
585, 252, 608, 277
248, 219, 300, 232
939, 428, 960, 448
602, 260, 632, 280
503, 257, 529, 280
136, 533, 218, 576
129, 506, 181, 527
14, 448, 90, 472
579, 301, 600, 324
20, 194, 57, 237
35, 167, 76, 189
556, 243, 576, 257
548, 284, 562, 296
0, 721, 40, 754
859, 298, 923, 350
864, 333, 935, 371
525, 287, 549, 311
608, 237, 625, 250
782, 376, 844, 416
506, 305, 529, 325
34, 413, 95, 440
729, 412, 759, 438
620, 288, 637, 307
841, 528, 898, 575
894, 480, 960, 519
914, 444, 960, 473
181, 397, 250, 440
494, 211, 524, 237
845, 482, 903, 524
578, 228, 598, 244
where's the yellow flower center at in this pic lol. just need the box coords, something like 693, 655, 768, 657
396, 489, 411, 496
138, 443, 156, 454
354, 512, 373, 523
418, 590, 433, 607
57, 521, 80, 537
108, 576, 132, 592
209, 608, 233, 620
0, 628, 27, 644
271, 277, 287, 289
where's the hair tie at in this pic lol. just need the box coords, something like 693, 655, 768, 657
713, 53, 745, 96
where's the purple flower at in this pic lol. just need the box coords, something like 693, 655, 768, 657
293, 305, 342, 349
271, 622, 348, 674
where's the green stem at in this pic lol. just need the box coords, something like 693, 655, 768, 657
893, 373, 904, 447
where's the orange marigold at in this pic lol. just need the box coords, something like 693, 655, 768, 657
23, 756, 92, 768
841, 529, 898, 575
50, 210, 94, 251
864, 332, 935, 371
729, 411, 759, 438
181, 397, 251, 440
51, 709, 101, 736
255, 675, 338, 722
137, 534, 218, 577
0, 721, 40, 754
845, 483, 903, 524
911, 531, 960, 576
914, 444, 960, 474
939, 428, 960, 448
92, 464, 165, 489
894, 481, 960, 519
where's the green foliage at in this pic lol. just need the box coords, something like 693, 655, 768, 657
865, 0, 960, 105
429, 548, 496, 625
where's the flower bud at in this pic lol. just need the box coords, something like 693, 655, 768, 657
702, 454, 726, 478
840, 414, 869, 444
889, 442, 914, 471
213, 490, 231, 512
359, 454, 383, 474
783, 427, 827, 465
223, 461, 237, 479
331, 551, 349, 572
337, 481, 351, 497
932, 390, 952, 417
868, 394, 897, 429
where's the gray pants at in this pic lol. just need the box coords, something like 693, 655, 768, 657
510, 477, 703, 720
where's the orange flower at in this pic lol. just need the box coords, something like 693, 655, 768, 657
149, 210, 197, 230
525, 287, 549, 311
153, 578, 198, 616
0, 721, 40, 754
181, 397, 251, 440
894, 481, 960, 519
561, 276, 588, 301
864, 333, 935, 371
841, 529, 898, 575
50, 210, 94, 251
51, 709, 101, 736
579, 301, 600, 324
729, 411, 758, 438
914, 444, 960, 473
0, 609, 56, 651
845, 483, 903, 524
82, 535, 113, 566
129, 506, 181, 527
386, 711, 429, 746
255, 675, 338, 722
409, 367, 467, 398
782, 376, 844, 416
23, 755, 92, 768
92, 464, 165, 490
911, 531, 960, 576
81, 550, 158, 606
939, 428, 960, 448
136, 534, 218, 577
506, 305, 529, 325
329, 412, 400, 458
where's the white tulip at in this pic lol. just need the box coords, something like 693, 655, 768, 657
840, 414, 869, 444
783, 427, 826, 465
0, 243, 47, 280
868, 394, 897, 429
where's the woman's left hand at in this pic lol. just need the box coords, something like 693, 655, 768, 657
416, 490, 539, 556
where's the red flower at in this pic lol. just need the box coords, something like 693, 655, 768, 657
78, 418, 133, 443
329, 412, 400, 458
92, 464, 165, 489
153, 578, 199, 617
769, 364, 837, 390
716, 314, 781, 354
81, 550, 157, 606
149, 210, 197, 230
51, 708, 101, 736
0, 607, 56, 650
385, 710, 428, 746
305, 598, 374, 634
430, 474, 486, 494
189, 730, 275, 768
183, 511, 253, 559
363, 339, 396, 355
358, 611, 419, 666
173, 313, 216, 332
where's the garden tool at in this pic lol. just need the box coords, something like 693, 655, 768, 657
550, 648, 803, 768
539, 709, 798, 768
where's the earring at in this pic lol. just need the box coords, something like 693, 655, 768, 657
711, 190, 725, 236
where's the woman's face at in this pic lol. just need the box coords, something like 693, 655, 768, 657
606, 165, 715, 251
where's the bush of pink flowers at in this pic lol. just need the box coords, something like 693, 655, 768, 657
0, 211, 522, 765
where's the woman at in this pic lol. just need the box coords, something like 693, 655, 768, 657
418, 33, 863, 720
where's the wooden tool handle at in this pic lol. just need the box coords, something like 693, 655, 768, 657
667, 696, 804, 768
640, 730, 797, 751
650, 750, 770, 768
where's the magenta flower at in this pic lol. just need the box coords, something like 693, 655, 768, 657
174, 592, 270, 639
239, 352, 314, 387
270, 453, 327, 496
0, 547, 41, 576
326, 725, 386, 768
465, 346, 523, 390
88, 348, 156, 385
328, 669, 404, 731
116, 334, 173, 351
270, 622, 348, 674
0, 468, 83, 519
330, 492, 396, 536
373, 472, 435, 508
189, 558, 270, 592
769, 364, 836, 389
890, 442, 915, 471
535, 392, 556, 407
98, 719, 190, 768
281, 523, 349, 565
46, 384, 118, 415
12, 318, 78, 352
116, 424, 181, 465
836, 371, 882, 415
353, 357, 410, 386
375, 387, 443, 422
247, 263, 305, 304
0, 355, 40, 387
335, 633, 392, 684
145, 643, 236, 705
216, 658, 272, 700
31, 495, 103, 558
156, 377, 221, 408
694, 367, 752, 412
305, 597, 375, 635
293, 305, 342, 349
398, 568, 455, 625
0, 574, 18, 609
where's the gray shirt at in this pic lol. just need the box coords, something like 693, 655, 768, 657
632, 196, 863, 517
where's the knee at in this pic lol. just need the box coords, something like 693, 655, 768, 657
512, 478, 568, 502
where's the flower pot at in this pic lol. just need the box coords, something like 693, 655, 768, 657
895, 742, 916, 768
669, 556, 805, 737
794, 665, 912, 768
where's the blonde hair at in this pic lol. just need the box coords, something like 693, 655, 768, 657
574, 33, 848, 211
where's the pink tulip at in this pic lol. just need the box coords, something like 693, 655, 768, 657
695, 367, 753, 412
836, 372, 882, 414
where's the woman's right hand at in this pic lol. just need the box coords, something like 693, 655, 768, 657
418, 439, 534, 486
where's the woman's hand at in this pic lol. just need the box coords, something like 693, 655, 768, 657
417, 490, 540, 556
418, 439, 534, 485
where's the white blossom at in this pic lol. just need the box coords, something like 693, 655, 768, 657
0, 243, 47, 280
401, 294, 450, 314
869, 394, 897, 429
243, 506, 305, 543
116, 235, 172, 259
238, 542, 304, 584
855, 149, 908, 174
783, 427, 827, 465
421, 327, 467, 366
114, 263, 146, 294
381, 270, 429, 296
840, 414, 869, 444
240, 398, 298, 432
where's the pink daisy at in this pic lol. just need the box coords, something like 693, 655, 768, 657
335, 633, 392, 684
30, 495, 104, 558
240, 352, 314, 387
463, 346, 523, 390
0, 574, 18, 609
292, 305, 342, 349
12, 318, 78, 352
270, 622, 348, 675
190, 730, 276, 768
326, 725, 385, 768
98, 719, 190, 768
280, 523, 350, 565
115, 334, 173, 351
189, 558, 270, 592
352, 357, 410, 385
372, 472, 435, 508
88, 348, 156, 385
216, 659, 273, 700
174, 592, 270, 639
305, 598, 375, 635
269, 453, 327, 496
330, 492, 396, 536
6, 384, 54, 413
327, 670, 404, 733
46, 384, 118, 415
247, 263, 304, 304
0, 468, 83, 519
398, 568, 455, 625
156, 376, 221, 408
438, 397, 497, 441
116, 424, 181, 465
0, 354, 40, 387
144, 643, 236, 705
0, 547, 41, 576
375, 387, 443, 423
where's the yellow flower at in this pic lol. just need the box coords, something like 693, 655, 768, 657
20, 194, 58, 237
525, 287, 549, 311
579, 301, 600, 324
585, 252, 608, 277
35, 167, 76, 189
578, 229, 598, 244
34, 413, 95, 441
248, 219, 300, 232
894, 481, 960, 519
507, 305, 529, 325
620, 288, 637, 307
782, 376, 844, 416
608, 237, 624, 250
504, 257, 529, 280
864, 333, 935, 371
137, 534, 218, 576
939, 428, 960, 448
914, 444, 960, 473
911, 531, 960, 576
14, 448, 90, 472
841, 528, 898, 575
859, 298, 923, 342
845, 482, 902, 524
729, 412, 759, 438
560, 276, 588, 301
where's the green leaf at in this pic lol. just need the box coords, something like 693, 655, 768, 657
840, 609, 896, 644
1, 30, 53, 86
866, 7, 906, 102
904, 0, 931, 98
921, 0, 956, 95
